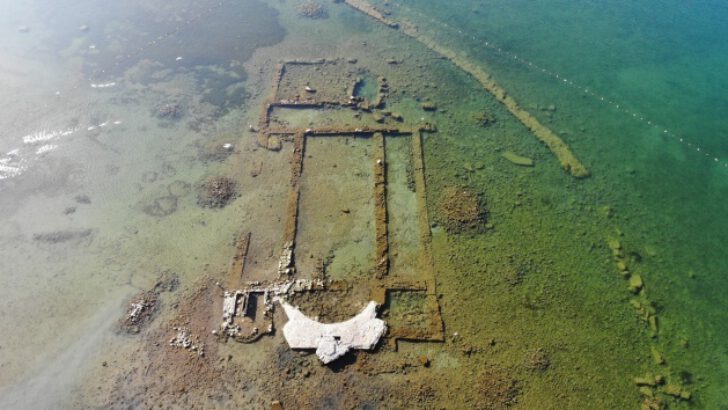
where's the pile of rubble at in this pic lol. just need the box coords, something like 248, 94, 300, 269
169, 327, 205, 356
197, 175, 238, 208
119, 291, 159, 334
219, 279, 326, 343
437, 186, 487, 233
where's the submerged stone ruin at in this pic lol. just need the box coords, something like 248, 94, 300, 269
220, 278, 326, 343
216, 57, 444, 363
214, 0, 589, 365
341, 0, 589, 178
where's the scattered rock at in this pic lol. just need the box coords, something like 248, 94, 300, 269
634, 373, 663, 387
79, 24, 89, 32
472, 110, 496, 127
154, 270, 180, 293
119, 291, 159, 334
141, 171, 158, 183
678, 370, 693, 385
501, 151, 534, 167
167, 180, 191, 197
268, 135, 283, 151
641, 397, 666, 410
169, 327, 204, 356
598, 205, 614, 218
639, 386, 654, 398
475, 368, 520, 408
663, 384, 691, 400
504, 266, 524, 286
421, 102, 437, 111
634, 375, 657, 387
628, 274, 644, 293
607, 238, 622, 257
74, 194, 91, 204
198, 141, 235, 163
118, 271, 177, 334
524, 348, 550, 372
155, 103, 183, 119
648, 314, 658, 336
17, 25, 30, 33
650, 345, 665, 365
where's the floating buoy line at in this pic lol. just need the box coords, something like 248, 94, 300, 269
390, 2, 728, 168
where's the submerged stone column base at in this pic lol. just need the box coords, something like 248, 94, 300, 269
281, 301, 387, 364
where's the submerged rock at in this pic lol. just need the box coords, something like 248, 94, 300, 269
421, 102, 437, 111
154, 103, 183, 119
501, 151, 534, 167
296, 1, 328, 19
524, 348, 550, 372
472, 110, 497, 127
628, 274, 644, 293
33, 228, 94, 244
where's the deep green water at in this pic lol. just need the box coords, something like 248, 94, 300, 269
390, 0, 728, 406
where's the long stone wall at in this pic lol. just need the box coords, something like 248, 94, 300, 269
342, 0, 590, 178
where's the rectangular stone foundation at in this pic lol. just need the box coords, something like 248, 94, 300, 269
296, 136, 376, 280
